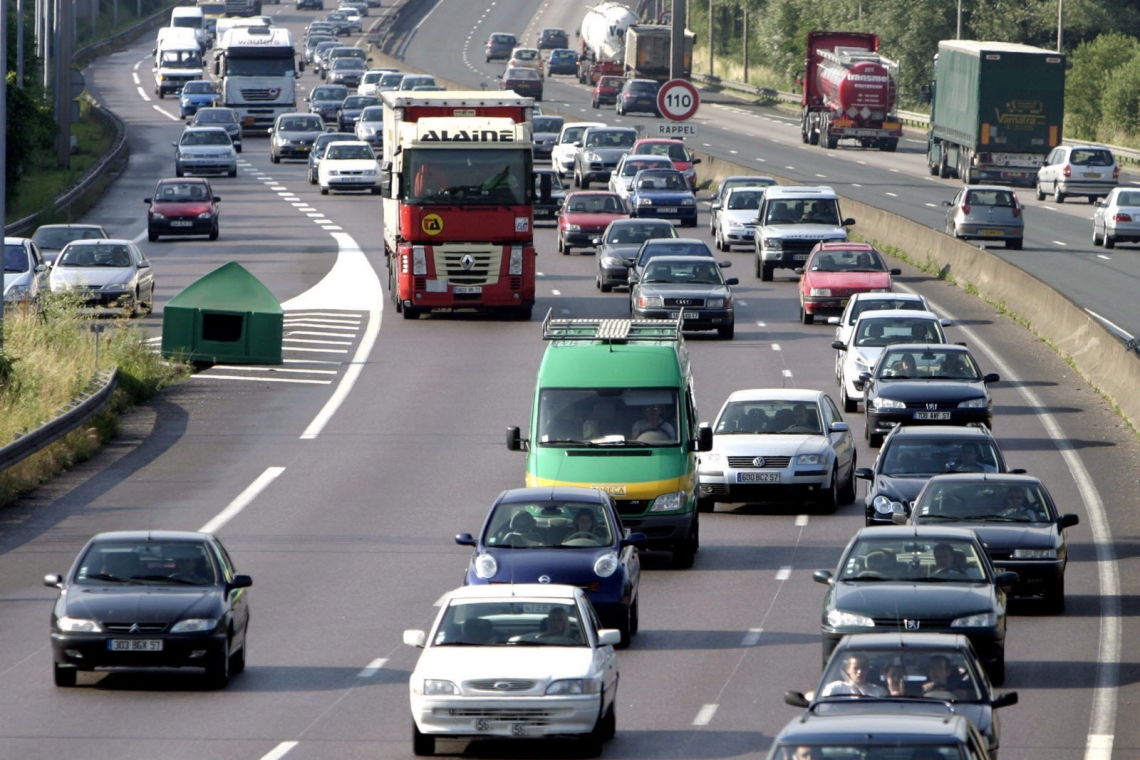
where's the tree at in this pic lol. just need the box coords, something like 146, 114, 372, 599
1100, 53, 1140, 140
1065, 33, 1139, 140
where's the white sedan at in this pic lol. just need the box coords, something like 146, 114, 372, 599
405, 584, 620, 757
317, 140, 379, 195
1092, 187, 1140, 249
697, 388, 856, 513
827, 292, 931, 381
712, 186, 765, 251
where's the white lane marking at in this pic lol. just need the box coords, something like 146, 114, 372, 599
1084, 309, 1133, 339
260, 742, 298, 760
136, 87, 150, 101
815, 174, 826, 179
131, 72, 139, 85
889, 168, 900, 173
1053, 240, 1068, 246
693, 704, 718, 726
286, 330, 356, 339
782, 369, 792, 377
925, 203, 938, 207
306, 213, 326, 218
729, 149, 738, 154
898, 285, 1121, 760
284, 359, 342, 366
794, 514, 809, 526
151, 105, 179, 120
212, 365, 338, 375
775, 566, 791, 581
857, 160, 866, 165
885, 192, 898, 197
1097, 254, 1111, 260
357, 658, 388, 678
286, 346, 348, 354
740, 628, 762, 647
771, 344, 781, 351
784, 165, 795, 170
755, 157, 766, 162
851, 183, 862, 188
552, 289, 561, 295
1042, 205, 1057, 211
756, 321, 766, 327
199, 467, 285, 534
284, 337, 353, 346
196, 374, 332, 385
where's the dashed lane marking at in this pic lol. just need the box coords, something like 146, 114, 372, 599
693, 704, 718, 726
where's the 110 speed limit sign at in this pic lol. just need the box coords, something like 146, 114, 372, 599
657, 79, 700, 122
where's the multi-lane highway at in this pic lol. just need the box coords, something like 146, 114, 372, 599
0, 1, 1138, 758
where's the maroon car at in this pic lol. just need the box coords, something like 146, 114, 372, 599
145, 178, 220, 242
500, 66, 543, 101
591, 76, 623, 109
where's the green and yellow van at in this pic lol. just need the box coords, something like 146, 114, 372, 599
507, 314, 712, 567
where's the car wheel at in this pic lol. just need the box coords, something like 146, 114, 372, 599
573, 171, 581, 189
1035, 182, 1046, 201
717, 320, 734, 340
230, 628, 247, 675
402, 306, 420, 320
629, 595, 639, 635
130, 288, 143, 319
205, 640, 231, 689
53, 663, 77, 687
841, 383, 857, 414
1006, 238, 1023, 250
228, 168, 237, 178
600, 277, 613, 293
697, 497, 715, 513
309, 170, 317, 185
412, 722, 435, 756
616, 606, 632, 649
760, 263, 774, 282
1105, 234, 1116, 249
839, 453, 857, 504
801, 305, 814, 325
580, 174, 591, 189
1088, 196, 1098, 205
1093, 225, 1103, 246
175, 165, 184, 178
819, 472, 839, 513
209, 222, 219, 241
869, 430, 883, 448
148, 229, 159, 243
235, 144, 242, 153
1054, 183, 1066, 203
320, 186, 329, 195
1044, 575, 1066, 614
672, 516, 698, 569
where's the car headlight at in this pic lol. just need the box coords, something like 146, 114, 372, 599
873, 397, 906, 409
827, 609, 875, 627
474, 553, 498, 579
100, 282, 129, 292
809, 288, 832, 297
56, 616, 103, 633
328, 169, 341, 176
650, 490, 686, 512
763, 238, 783, 250
594, 552, 619, 578
706, 297, 725, 308
601, 255, 623, 266
423, 679, 459, 695
872, 495, 906, 515
700, 451, 725, 468
585, 151, 602, 163
170, 618, 219, 633
150, 211, 166, 220
681, 198, 695, 206
726, 220, 744, 229
5, 285, 30, 300
1013, 548, 1058, 559
958, 398, 989, 408
854, 359, 872, 373
796, 453, 827, 466
637, 295, 663, 308
951, 612, 998, 627
546, 678, 602, 695
637, 198, 652, 206
363, 169, 376, 176
197, 211, 213, 219
564, 223, 581, 231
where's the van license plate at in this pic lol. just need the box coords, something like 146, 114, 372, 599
738, 472, 780, 483
668, 312, 700, 319
453, 286, 482, 294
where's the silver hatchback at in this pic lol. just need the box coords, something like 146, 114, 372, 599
1035, 145, 1118, 204
943, 185, 1024, 250
1092, 188, 1140, 249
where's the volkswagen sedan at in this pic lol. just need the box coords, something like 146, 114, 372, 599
269, 112, 325, 162
173, 126, 236, 177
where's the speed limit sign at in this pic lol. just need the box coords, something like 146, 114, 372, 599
657, 79, 700, 122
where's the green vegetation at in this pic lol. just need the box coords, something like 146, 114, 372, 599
0, 294, 188, 506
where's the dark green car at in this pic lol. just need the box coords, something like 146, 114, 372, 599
813, 526, 1017, 684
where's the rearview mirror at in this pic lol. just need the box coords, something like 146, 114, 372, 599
889, 268, 901, 275
597, 629, 622, 647
831, 340, 847, 351
506, 425, 525, 451
854, 467, 873, 480
43, 573, 63, 588
725, 277, 739, 286
891, 512, 909, 525
812, 569, 833, 585
827, 316, 840, 325
1059, 514, 1080, 529
941, 200, 953, 206
793, 267, 804, 275
982, 373, 1000, 384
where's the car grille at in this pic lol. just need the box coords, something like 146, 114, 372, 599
871, 617, 954, 629
700, 483, 728, 496
241, 88, 284, 102
104, 622, 168, 633
782, 239, 825, 255
432, 246, 503, 286
727, 456, 791, 469
664, 298, 706, 308
902, 401, 959, 410
336, 169, 368, 176
614, 499, 652, 516
466, 680, 536, 692
435, 708, 562, 723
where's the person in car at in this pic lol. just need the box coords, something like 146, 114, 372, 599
921, 654, 972, 699
999, 486, 1043, 521
819, 654, 888, 697
632, 404, 676, 439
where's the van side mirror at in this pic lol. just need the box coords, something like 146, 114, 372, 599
696, 422, 713, 452
506, 425, 527, 451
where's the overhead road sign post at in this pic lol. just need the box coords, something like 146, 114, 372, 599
657, 78, 700, 122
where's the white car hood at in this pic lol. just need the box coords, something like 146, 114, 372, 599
850, 346, 884, 368
414, 645, 598, 683
711, 433, 831, 457
721, 209, 758, 226
322, 159, 377, 172
4, 271, 33, 294
51, 268, 133, 289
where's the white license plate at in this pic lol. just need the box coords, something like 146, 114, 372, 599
794, 253, 809, 261
657, 207, 677, 214
914, 411, 951, 420
170, 221, 193, 227
738, 472, 781, 483
342, 176, 367, 182
474, 719, 532, 736
109, 639, 163, 652
453, 286, 482, 294
668, 311, 700, 319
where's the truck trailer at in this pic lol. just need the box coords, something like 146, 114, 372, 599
623, 24, 694, 82
925, 40, 1065, 185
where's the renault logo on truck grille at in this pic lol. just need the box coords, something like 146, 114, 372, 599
461, 254, 476, 271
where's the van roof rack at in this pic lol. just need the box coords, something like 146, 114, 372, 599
541, 309, 684, 343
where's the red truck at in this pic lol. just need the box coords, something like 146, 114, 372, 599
799, 31, 902, 152
380, 91, 536, 320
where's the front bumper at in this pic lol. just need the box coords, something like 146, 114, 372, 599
274, 143, 314, 158
718, 225, 755, 247
699, 463, 832, 505
324, 175, 377, 190
150, 217, 216, 236
411, 693, 601, 737
802, 294, 853, 315
562, 228, 608, 247
177, 158, 236, 175
633, 306, 732, 331
866, 407, 992, 436
51, 630, 227, 670
758, 248, 815, 269
631, 206, 697, 223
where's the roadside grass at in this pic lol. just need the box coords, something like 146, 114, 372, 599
691, 54, 790, 93
0, 293, 189, 506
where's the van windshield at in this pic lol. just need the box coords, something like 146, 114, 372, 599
537, 389, 681, 446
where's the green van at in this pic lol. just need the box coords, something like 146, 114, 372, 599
507, 314, 712, 567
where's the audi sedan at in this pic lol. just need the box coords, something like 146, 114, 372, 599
629, 255, 737, 338
44, 530, 251, 688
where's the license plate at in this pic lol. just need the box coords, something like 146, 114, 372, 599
914, 411, 951, 420
109, 639, 163, 651
738, 472, 781, 483
170, 221, 193, 227
668, 311, 700, 319
981, 229, 1004, 237
839, 298, 849, 306
657, 207, 677, 214
638, 99, 651, 105
794, 253, 809, 261
535, 209, 551, 216
1086, 172, 1102, 179
453, 286, 482, 294
474, 719, 530, 735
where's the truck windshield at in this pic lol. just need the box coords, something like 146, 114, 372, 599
160, 51, 201, 68
404, 149, 531, 206
224, 56, 295, 77
537, 388, 681, 446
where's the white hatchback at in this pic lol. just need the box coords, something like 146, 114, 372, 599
712, 186, 766, 251
404, 584, 620, 756
827, 293, 931, 381
317, 140, 379, 194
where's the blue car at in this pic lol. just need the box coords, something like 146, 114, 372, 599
455, 486, 644, 647
628, 169, 698, 227
546, 48, 579, 76
180, 80, 220, 119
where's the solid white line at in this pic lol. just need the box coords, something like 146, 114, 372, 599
136, 86, 150, 100
195, 374, 332, 385
285, 316, 363, 324
1097, 254, 1111, 260
782, 369, 792, 377
285, 347, 349, 354
286, 330, 356, 338
357, 657, 388, 678
885, 192, 898, 198
284, 337, 353, 346
794, 514, 809, 526
925, 203, 938, 208
775, 566, 791, 581
212, 366, 338, 375
284, 359, 343, 365
260, 742, 298, 760
1053, 240, 1068, 246
151, 105, 178, 121
1087, 734, 1113, 760
692, 704, 717, 726
287, 312, 363, 319
740, 628, 762, 646
199, 467, 285, 534
1084, 309, 1134, 340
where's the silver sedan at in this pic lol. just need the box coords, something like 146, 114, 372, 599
1092, 187, 1140, 249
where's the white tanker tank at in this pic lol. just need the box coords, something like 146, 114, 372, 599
579, 2, 637, 63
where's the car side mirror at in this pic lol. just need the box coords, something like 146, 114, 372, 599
889, 268, 901, 275
143, 198, 152, 204
794, 267, 804, 275
993, 691, 1019, 709
939, 318, 951, 326
621, 532, 648, 549
831, 340, 847, 351
696, 422, 713, 452
827, 316, 840, 325
495, 74, 502, 80
995, 571, 1019, 588
138, 261, 151, 269
692, 157, 701, 164
1007, 468, 1027, 474
829, 421, 849, 433
597, 629, 622, 647
855, 467, 873, 480
1096, 200, 1106, 208
506, 425, 527, 451
725, 277, 739, 286
403, 629, 427, 648
455, 533, 476, 546
812, 569, 833, 585
230, 574, 253, 589
573, 141, 582, 147
982, 373, 1000, 384
941, 200, 953, 206
710, 202, 721, 211
718, 260, 731, 268
842, 217, 855, 226
891, 512, 909, 525
784, 691, 810, 708
43, 573, 63, 588
1059, 514, 1080, 529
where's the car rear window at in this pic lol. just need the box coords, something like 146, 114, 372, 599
965, 190, 1015, 207
1070, 149, 1113, 166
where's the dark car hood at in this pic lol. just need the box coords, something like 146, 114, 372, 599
477, 547, 617, 585
637, 282, 731, 300
633, 190, 695, 204
810, 700, 993, 739
833, 581, 996, 618
534, 131, 560, 142
151, 201, 214, 215
874, 476, 930, 502
939, 523, 1058, 551
62, 585, 222, 623
875, 380, 988, 402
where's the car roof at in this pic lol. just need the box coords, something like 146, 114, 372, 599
634, 138, 683, 145
886, 424, 995, 439
765, 185, 838, 198
583, 126, 637, 134
775, 710, 972, 745
647, 255, 723, 265
182, 126, 229, 133
725, 388, 821, 403
441, 584, 585, 602
816, 241, 874, 251
157, 177, 210, 185
35, 223, 106, 230
852, 291, 924, 302
496, 486, 611, 505
961, 184, 1015, 193
325, 140, 370, 148
854, 309, 940, 322
854, 524, 981, 541
62, 238, 135, 246
834, 631, 974, 652
658, 238, 707, 245
610, 218, 672, 227
90, 530, 213, 543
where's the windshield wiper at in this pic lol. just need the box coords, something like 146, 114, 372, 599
129, 574, 203, 585
843, 575, 891, 582
918, 514, 963, 521
960, 515, 1031, 522
84, 573, 133, 583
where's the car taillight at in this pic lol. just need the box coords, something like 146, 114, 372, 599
1063, 165, 1071, 178
1114, 166, 1121, 180
961, 204, 970, 215
1012, 194, 1021, 217
1115, 213, 1132, 223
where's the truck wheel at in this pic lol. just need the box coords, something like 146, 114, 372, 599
402, 306, 420, 320
825, 133, 838, 150
761, 264, 774, 282
879, 139, 898, 153
800, 116, 810, 144
928, 152, 938, 176
937, 149, 950, 179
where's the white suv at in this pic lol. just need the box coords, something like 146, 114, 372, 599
753, 186, 853, 281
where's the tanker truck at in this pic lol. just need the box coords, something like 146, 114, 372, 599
577, 2, 637, 85
799, 31, 902, 152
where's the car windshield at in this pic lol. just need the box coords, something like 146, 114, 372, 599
3, 244, 29, 272
720, 178, 776, 200
532, 171, 566, 192
765, 198, 841, 224
33, 227, 106, 249
182, 130, 230, 145
838, 537, 989, 582
333, 59, 366, 70
637, 142, 688, 161
964, 189, 1015, 207
316, 136, 354, 152
159, 50, 201, 68
635, 171, 687, 191
195, 109, 236, 124
628, 81, 656, 93
879, 438, 1002, 476
57, 244, 133, 268
599, 77, 623, 88
155, 182, 211, 202
1070, 149, 1113, 166
279, 116, 323, 131
876, 349, 979, 381
854, 318, 943, 348
433, 600, 587, 647
75, 541, 219, 586
312, 86, 348, 101
325, 144, 374, 160
816, 649, 984, 702
379, 73, 405, 86
565, 194, 624, 214
534, 117, 564, 133
621, 159, 670, 177
643, 259, 724, 285
182, 81, 215, 94
774, 746, 967, 759
401, 76, 435, 88
482, 501, 615, 548
343, 97, 377, 108
637, 242, 711, 264
848, 298, 925, 324
810, 248, 887, 272
604, 222, 675, 245
403, 148, 530, 206
726, 190, 763, 210
537, 388, 680, 445
914, 480, 1055, 523
584, 130, 637, 148
715, 399, 822, 435
359, 106, 384, 121
513, 49, 539, 61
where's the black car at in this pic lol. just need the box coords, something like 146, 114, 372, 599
308, 83, 350, 122
593, 219, 677, 292
191, 106, 243, 153
537, 27, 569, 50
908, 473, 1079, 612
532, 115, 565, 160
616, 79, 661, 116
629, 255, 737, 339
323, 9, 353, 35
784, 632, 1017, 757
296, 0, 323, 8
631, 237, 718, 282
308, 130, 356, 183
862, 343, 999, 447
533, 167, 568, 224
857, 425, 1017, 526
45, 530, 251, 688
484, 32, 517, 61
337, 94, 380, 132
814, 525, 1016, 683
454, 486, 645, 645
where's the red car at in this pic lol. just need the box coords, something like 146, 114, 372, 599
145, 178, 220, 242
556, 191, 629, 254
591, 76, 624, 109
630, 138, 701, 189
796, 242, 901, 324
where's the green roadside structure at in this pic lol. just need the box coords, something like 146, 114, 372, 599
161, 262, 283, 364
